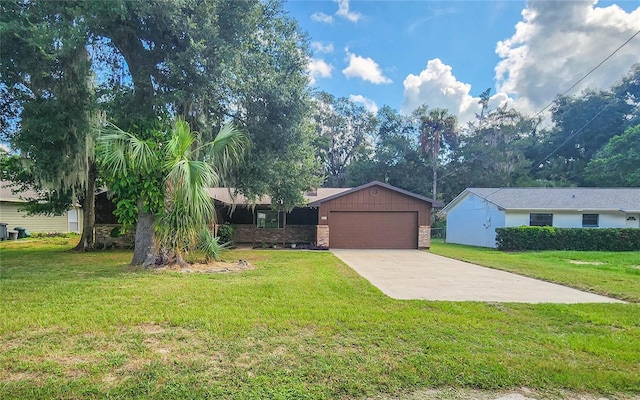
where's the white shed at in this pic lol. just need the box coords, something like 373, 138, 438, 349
441, 187, 640, 248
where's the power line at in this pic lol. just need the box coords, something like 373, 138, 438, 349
533, 29, 640, 119
530, 105, 610, 171
402, 31, 640, 195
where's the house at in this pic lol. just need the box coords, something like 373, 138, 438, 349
211, 181, 443, 249
0, 181, 83, 234
441, 187, 640, 248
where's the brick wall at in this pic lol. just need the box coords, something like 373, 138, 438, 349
418, 225, 431, 249
316, 225, 329, 247
232, 224, 316, 245
95, 224, 135, 249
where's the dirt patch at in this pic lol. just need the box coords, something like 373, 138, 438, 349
371, 387, 629, 400
567, 260, 605, 266
138, 323, 166, 335
160, 259, 254, 274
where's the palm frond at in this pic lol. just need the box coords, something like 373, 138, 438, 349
198, 122, 248, 175
97, 122, 157, 173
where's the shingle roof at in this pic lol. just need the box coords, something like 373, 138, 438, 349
451, 187, 640, 212
0, 181, 39, 203
207, 187, 351, 206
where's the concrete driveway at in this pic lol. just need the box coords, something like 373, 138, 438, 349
331, 249, 623, 303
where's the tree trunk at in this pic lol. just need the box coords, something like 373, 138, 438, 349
73, 162, 97, 251
132, 198, 157, 266
432, 144, 438, 200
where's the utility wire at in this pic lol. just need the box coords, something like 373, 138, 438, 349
530, 30, 640, 170
532, 29, 640, 119
531, 104, 610, 171
406, 30, 640, 195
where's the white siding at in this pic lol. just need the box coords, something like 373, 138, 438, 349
505, 210, 627, 228
446, 193, 505, 248
0, 202, 83, 233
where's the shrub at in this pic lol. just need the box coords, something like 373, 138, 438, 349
109, 226, 125, 238
217, 224, 235, 245
31, 232, 77, 238
496, 227, 640, 251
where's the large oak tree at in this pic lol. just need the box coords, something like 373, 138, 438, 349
2, 0, 317, 263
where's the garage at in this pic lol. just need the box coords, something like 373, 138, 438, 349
309, 181, 443, 249
330, 211, 418, 249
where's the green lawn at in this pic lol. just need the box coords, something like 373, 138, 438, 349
1, 237, 639, 399
430, 241, 640, 303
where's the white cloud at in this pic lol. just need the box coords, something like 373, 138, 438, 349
307, 58, 334, 85
402, 58, 510, 125
349, 95, 379, 114
311, 12, 333, 24
495, 1, 640, 114
335, 0, 362, 23
311, 0, 362, 24
311, 41, 334, 54
342, 51, 392, 84
402, 2, 640, 125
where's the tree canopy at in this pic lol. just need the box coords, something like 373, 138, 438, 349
2, 0, 317, 259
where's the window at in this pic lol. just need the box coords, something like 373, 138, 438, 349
68, 209, 79, 232
257, 210, 283, 229
582, 214, 599, 227
529, 213, 553, 226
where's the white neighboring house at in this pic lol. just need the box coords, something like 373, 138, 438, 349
0, 181, 83, 233
441, 188, 640, 248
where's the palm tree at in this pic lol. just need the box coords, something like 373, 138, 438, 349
416, 107, 457, 200
98, 117, 247, 266
158, 118, 246, 265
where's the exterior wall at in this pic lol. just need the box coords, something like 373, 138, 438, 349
317, 185, 432, 225
232, 224, 316, 245
445, 193, 505, 248
95, 224, 135, 248
505, 210, 628, 228
0, 201, 83, 233
317, 185, 432, 249
418, 226, 431, 248
316, 225, 329, 247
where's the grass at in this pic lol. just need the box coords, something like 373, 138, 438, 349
430, 240, 640, 303
1, 237, 639, 399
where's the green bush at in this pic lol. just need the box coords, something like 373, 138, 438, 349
217, 223, 235, 245
109, 226, 125, 238
496, 227, 640, 251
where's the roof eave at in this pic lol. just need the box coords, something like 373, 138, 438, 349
308, 181, 443, 207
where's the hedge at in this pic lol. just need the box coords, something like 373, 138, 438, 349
495, 226, 640, 251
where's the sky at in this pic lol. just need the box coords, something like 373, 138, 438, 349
285, 0, 640, 125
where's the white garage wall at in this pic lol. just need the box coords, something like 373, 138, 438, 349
446, 193, 505, 248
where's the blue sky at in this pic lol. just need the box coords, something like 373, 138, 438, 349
285, 0, 640, 124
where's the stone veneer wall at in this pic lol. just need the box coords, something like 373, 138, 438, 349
95, 224, 135, 249
418, 225, 431, 249
232, 225, 316, 245
316, 225, 329, 247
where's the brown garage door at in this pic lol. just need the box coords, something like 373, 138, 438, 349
329, 211, 418, 249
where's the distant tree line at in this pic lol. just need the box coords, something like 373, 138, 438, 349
313, 64, 639, 202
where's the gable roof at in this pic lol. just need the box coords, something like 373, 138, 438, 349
308, 180, 444, 207
0, 181, 39, 203
442, 187, 640, 213
207, 187, 351, 206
